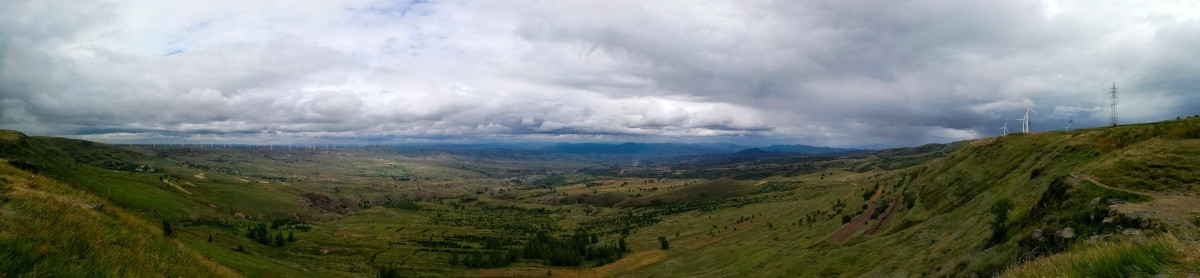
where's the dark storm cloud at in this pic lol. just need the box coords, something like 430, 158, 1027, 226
1, 0, 1198, 147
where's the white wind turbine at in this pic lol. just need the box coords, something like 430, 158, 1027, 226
1017, 107, 1037, 133
1000, 121, 1009, 135
1064, 119, 1073, 131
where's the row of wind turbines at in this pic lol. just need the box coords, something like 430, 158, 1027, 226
999, 107, 1073, 135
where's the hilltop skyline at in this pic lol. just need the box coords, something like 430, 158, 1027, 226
2, 0, 1200, 147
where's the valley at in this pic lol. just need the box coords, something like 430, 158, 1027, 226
3, 117, 1200, 277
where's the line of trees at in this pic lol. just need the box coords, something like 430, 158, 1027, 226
448, 250, 519, 269
246, 222, 296, 247
521, 230, 627, 266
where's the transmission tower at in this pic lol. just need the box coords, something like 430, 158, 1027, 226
1109, 82, 1118, 126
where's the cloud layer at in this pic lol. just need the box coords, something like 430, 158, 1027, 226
2, 0, 1199, 147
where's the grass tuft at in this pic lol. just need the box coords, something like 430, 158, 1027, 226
1001, 235, 1182, 278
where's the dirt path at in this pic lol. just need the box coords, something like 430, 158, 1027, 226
866, 197, 901, 235
162, 179, 193, 195
1072, 174, 1162, 198
828, 182, 885, 243
1073, 174, 1200, 240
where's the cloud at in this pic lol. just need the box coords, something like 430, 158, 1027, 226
2, 0, 1199, 147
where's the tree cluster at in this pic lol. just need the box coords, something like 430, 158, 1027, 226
521, 230, 627, 266
449, 250, 519, 269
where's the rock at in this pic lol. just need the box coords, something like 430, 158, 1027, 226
1122, 228, 1141, 236
1057, 227, 1076, 239
1086, 234, 1113, 245
1031, 228, 1045, 242
320, 249, 331, 255
1089, 197, 1102, 207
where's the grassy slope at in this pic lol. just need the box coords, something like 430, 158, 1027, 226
611, 117, 1200, 277
0, 162, 237, 277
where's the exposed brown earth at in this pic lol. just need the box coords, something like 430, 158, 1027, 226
828, 182, 885, 243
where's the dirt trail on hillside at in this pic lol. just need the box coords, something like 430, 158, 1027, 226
866, 197, 901, 235
162, 179, 193, 195
828, 182, 885, 243
1073, 174, 1200, 240
1073, 174, 1163, 198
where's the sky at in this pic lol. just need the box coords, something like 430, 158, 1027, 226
2, 0, 1199, 148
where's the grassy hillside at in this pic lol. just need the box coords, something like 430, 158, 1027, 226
0, 161, 236, 277
595, 117, 1200, 277
1, 117, 1199, 277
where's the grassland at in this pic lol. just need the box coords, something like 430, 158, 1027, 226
2, 116, 1200, 277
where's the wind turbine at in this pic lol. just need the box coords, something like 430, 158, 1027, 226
1017, 107, 1037, 133
1000, 121, 1009, 135
1064, 119, 1073, 131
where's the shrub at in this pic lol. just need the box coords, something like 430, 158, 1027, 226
377, 265, 401, 278
162, 219, 175, 238
989, 198, 1013, 246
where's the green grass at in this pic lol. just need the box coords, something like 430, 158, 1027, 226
0, 162, 235, 277
1076, 180, 1152, 203
1001, 235, 1182, 278
0, 130, 24, 143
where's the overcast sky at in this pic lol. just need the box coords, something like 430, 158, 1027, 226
2, 1, 1199, 147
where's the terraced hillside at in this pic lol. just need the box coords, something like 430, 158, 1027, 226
2, 117, 1199, 277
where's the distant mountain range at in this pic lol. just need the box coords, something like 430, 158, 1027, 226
760, 144, 863, 155
545, 142, 745, 156
540, 142, 861, 157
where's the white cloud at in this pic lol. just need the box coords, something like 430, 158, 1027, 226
1, 0, 1199, 147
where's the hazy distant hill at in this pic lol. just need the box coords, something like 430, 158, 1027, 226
761, 144, 860, 154
546, 142, 747, 156
728, 148, 791, 159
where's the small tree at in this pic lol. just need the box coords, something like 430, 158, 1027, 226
989, 198, 1014, 246
287, 231, 295, 242
207, 234, 213, 243
657, 236, 669, 250
378, 265, 401, 278
275, 232, 286, 247
162, 219, 175, 238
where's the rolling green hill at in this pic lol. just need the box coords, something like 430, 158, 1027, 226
2, 117, 1199, 277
